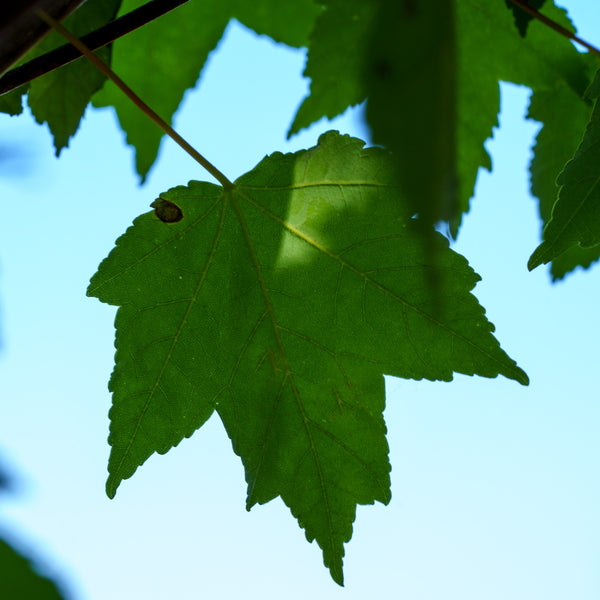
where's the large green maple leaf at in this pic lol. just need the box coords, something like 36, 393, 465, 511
529, 69, 600, 271
88, 131, 527, 583
92, 0, 320, 180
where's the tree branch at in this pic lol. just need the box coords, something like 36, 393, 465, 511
35, 7, 232, 188
0, 0, 189, 96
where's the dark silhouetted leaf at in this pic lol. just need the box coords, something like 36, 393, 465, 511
504, 0, 547, 37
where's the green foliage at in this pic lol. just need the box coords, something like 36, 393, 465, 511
529, 69, 600, 270
2, 0, 600, 586
504, 0, 547, 36
0, 84, 26, 115
288, 0, 374, 137
290, 0, 593, 235
0, 538, 68, 599
93, 0, 320, 180
29, 0, 121, 154
89, 131, 526, 582
367, 0, 457, 229
527, 79, 600, 279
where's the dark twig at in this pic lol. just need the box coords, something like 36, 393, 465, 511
35, 7, 232, 187
0, 0, 189, 96
506, 0, 600, 57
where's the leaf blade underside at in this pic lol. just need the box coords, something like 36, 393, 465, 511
92, 0, 320, 180
88, 131, 527, 583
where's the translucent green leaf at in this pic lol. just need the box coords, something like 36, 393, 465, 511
529, 69, 600, 270
88, 131, 527, 583
290, 0, 590, 234
26, 0, 121, 154
527, 78, 600, 280
288, 0, 375, 138
0, 538, 68, 599
93, 0, 320, 181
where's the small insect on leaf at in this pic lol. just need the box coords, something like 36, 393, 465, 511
151, 198, 183, 223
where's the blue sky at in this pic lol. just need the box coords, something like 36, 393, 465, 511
1, 2, 600, 598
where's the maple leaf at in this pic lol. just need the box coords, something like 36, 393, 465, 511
3, 0, 122, 153
529, 69, 600, 271
88, 131, 527, 583
92, 0, 320, 180
289, 0, 591, 235
527, 78, 600, 280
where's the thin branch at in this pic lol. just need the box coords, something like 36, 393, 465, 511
35, 7, 233, 189
0, 0, 189, 96
506, 0, 600, 57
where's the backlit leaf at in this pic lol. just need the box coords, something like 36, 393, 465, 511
27, 0, 121, 154
92, 0, 320, 181
290, 0, 590, 235
88, 131, 527, 583
527, 77, 600, 280
529, 69, 600, 270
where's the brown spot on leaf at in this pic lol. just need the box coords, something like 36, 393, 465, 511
151, 198, 183, 223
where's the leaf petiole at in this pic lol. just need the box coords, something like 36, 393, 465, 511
35, 7, 233, 188
506, 0, 600, 57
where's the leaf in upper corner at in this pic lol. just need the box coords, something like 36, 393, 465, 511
529, 69, 600, 271
0, 537, 69, 599
527, 75, 600, 280
88, 131, 527, 584
504, 0, 547, 37
290, 0, 591, 235
92, 0, 320, 182
26, 0, 121, 155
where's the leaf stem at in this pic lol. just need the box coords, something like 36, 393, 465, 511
506, 0, 600, 57
36, 7, 233, 188
0, 0, 190, 96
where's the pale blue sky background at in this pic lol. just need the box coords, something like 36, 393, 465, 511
1, 2, 600, 598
